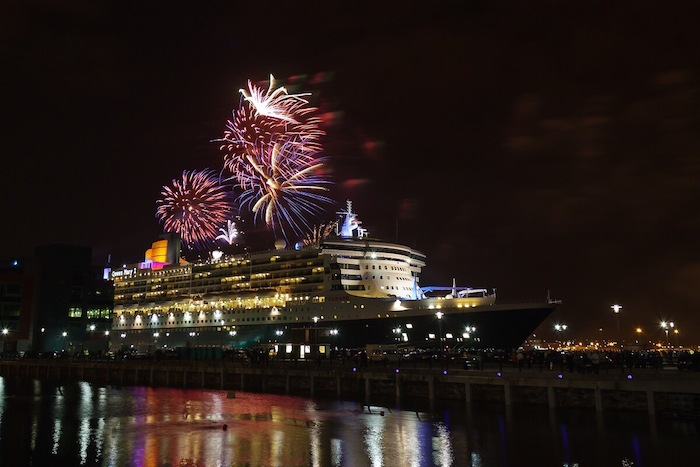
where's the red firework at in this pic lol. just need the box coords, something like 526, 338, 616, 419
156, 169, 232, 249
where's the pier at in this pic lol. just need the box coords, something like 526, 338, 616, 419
1, 358, 699, 418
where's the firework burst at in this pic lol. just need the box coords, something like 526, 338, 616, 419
237, 141, 333, 238
220, 75, 324, 178
218, 74, 332, 239
156, 169, 233, 249
216, 219, 240, 245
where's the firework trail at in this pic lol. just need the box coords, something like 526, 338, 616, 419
156, 169, 233, 249
303, 222, 338, 247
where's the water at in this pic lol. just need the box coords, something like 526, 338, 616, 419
0, 376, 698, 466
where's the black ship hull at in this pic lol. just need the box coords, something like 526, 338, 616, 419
117, 301, 556, 354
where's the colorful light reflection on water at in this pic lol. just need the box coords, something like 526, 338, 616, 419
0, 377, 698, 466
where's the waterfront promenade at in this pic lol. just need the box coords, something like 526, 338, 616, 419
1, 357, 699, 418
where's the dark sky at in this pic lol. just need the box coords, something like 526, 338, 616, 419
2, 1, 700, 345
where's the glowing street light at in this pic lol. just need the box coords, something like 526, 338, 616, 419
635, 327, 642, 344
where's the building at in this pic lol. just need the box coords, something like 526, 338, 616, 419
0, 245, 113, 355
0, 257, 34, 354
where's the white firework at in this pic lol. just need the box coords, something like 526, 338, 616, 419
216, 219, 240, 245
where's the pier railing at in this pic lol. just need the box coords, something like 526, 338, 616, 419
1, 357, 699, 418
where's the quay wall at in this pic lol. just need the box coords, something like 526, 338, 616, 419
1, 359, 699, 417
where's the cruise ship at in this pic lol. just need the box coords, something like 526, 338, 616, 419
109, 202, 558, 355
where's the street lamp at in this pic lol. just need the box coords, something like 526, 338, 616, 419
674, 328, 679, 348
554, 324, 567, 347
635, 327, 642, 344
660, 321, 674, 347
435, 311, 445, 363
463, 326, 476, 339
611, 305, 622, 348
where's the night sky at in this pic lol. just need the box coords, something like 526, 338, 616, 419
2, 1, 699, 344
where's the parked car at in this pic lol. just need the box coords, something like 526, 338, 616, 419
367, 344, 403, 364
677, 352, 700, 371
462, 353, 483, 370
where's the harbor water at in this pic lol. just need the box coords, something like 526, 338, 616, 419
0, 376, 698, 466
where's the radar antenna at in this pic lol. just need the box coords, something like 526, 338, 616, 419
336, 200, 368, 239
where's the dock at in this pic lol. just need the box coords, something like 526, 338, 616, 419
1, 359, 699, 417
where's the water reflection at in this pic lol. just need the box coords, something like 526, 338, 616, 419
0, 377, 697, 466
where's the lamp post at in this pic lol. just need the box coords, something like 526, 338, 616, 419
660, 321, 674, 347
554, 324, 567, 348
635, 327, 642, 344
611, 304, 622, 348
436, 311, 443, 357
312, 316, 319, 361
674, 328, 679, 348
